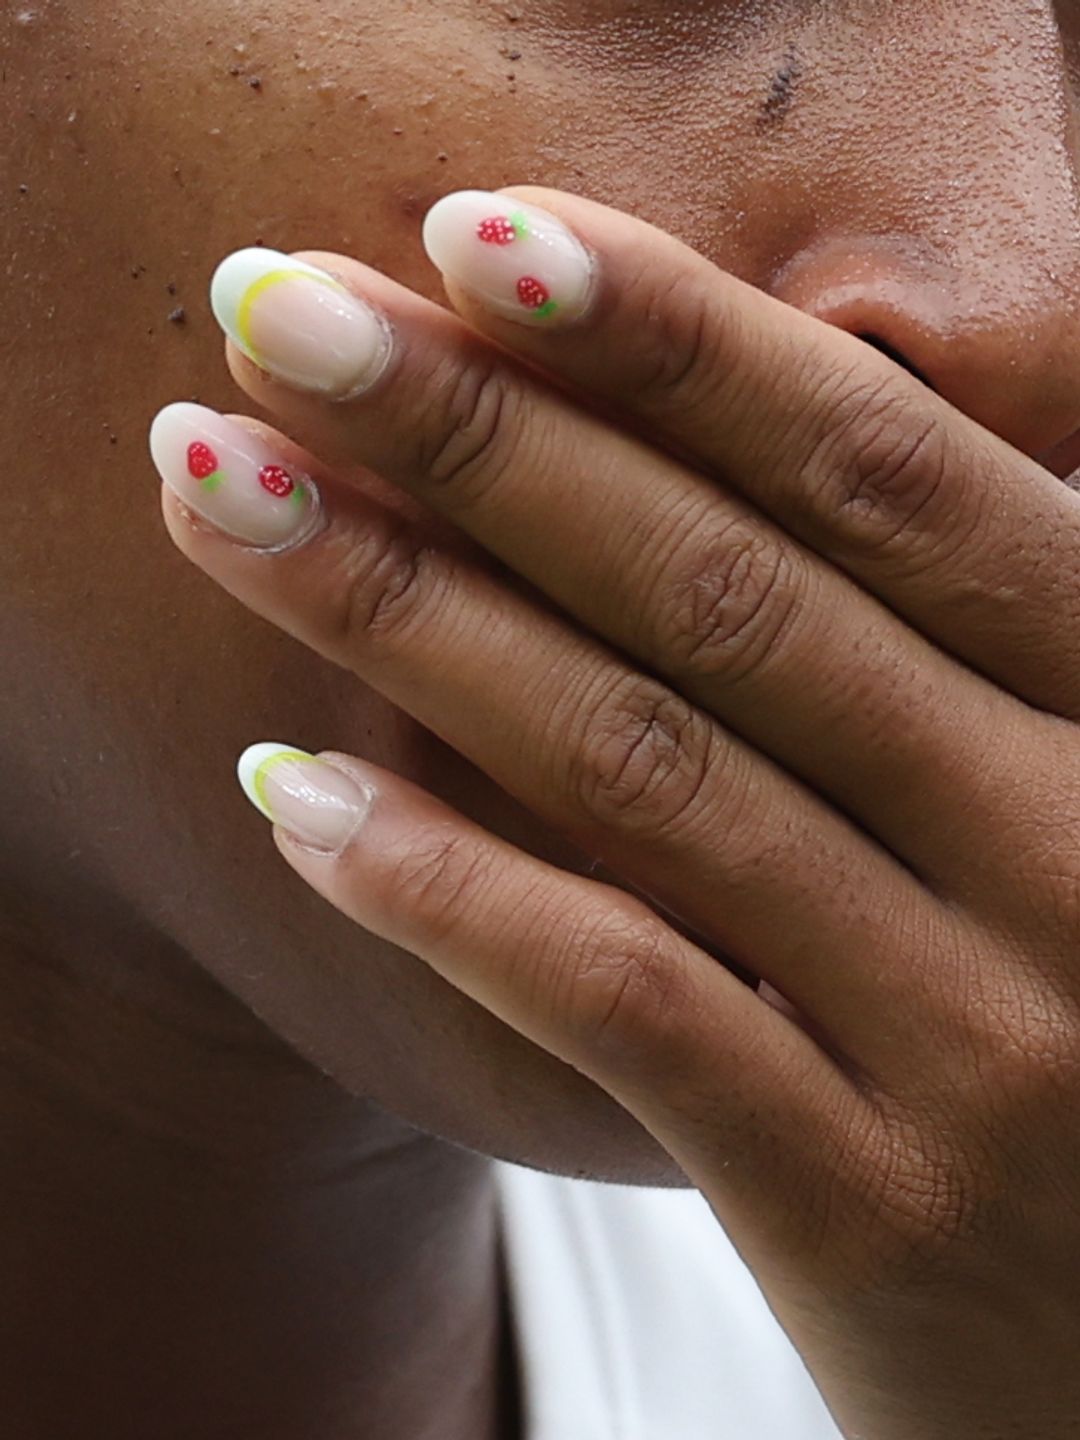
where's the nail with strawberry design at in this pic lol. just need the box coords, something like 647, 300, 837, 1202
150, 402, 321, 550
423, 189, 596, 325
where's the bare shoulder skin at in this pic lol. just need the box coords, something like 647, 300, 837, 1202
4, 1, 1080, 1435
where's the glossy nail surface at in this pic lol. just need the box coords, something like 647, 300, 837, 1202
210, 248, 393, 399
237, 743, 375, 853
149, 402, 322, 550
422, 189, 596, 327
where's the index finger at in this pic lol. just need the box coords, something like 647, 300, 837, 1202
423, 186, 1080, 720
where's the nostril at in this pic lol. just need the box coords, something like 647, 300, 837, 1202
856, 332, 936, 391
776, 239, 1075, 456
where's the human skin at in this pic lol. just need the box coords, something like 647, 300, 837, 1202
171, 173, 1080, 1437
5, 1, 1080, 1436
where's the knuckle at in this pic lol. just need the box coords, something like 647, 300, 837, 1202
571, 678, 716, 838
558, 905, 687, 1061
957, 954, 1080, 1110
419, 355, 519, 507
864, 1138, 982, 1287
382, 826, 494, 942
658, 517, 804, 683
1001, 788, 1080, 947
637, 289, 711, 407
810, 1103, 985, 1298
621, 265, 741, 421
858, 969, 1080, 1293
878, 1135, 975, 1249
800, 374, 951, 554
331, 513, 449, 651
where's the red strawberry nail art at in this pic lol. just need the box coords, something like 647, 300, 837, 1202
477, 215, 517, 245
517, 276, 551, 310
187, 441, 219, 479
258, 463, 295, 499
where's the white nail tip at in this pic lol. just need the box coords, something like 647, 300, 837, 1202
237, 742, 314, 822
148, 400, 213, 472
209, 249, 341, 347
208, 248, 392, 398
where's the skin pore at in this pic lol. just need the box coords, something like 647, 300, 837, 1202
5, 1, 1080, 1435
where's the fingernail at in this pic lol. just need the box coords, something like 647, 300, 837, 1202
237, 743, 375, 853
210, 248, 393, 399
149, 401, 323, 551
422, 189, 596, 327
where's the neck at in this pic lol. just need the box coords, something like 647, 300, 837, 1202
1, 913, 521, 1440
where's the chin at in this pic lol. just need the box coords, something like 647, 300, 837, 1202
338, 939, 696, 1189
302, 711, 721, 1190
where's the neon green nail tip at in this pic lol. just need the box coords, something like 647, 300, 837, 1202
237, 742, 317, 822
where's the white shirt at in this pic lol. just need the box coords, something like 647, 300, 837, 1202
493, 1161, 843, 1440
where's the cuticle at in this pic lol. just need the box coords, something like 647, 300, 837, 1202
574, 243, 602, 327
332, 308, 398, 404
517, 198, 599, 327
245, 475, 329, 557
274, 796, 374, 862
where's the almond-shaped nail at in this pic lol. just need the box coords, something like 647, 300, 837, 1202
149, 401, 322, 550
421, 189, 596, 327
237, 743, 375, 853
210, 248, 393, 399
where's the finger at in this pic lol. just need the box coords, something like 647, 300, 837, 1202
204, 243, 1046, 901
421, 186, 1080, 723
152, 401, 962, 1075
234, 739, 871, 1263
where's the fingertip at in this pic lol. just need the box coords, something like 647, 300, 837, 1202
237, 741, 317, 822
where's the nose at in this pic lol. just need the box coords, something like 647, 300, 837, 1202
770, 233, 1080, 478
759, 10, 1080, 478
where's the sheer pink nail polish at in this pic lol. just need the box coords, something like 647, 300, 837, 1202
149, 402, 323, 551
422, 189, 596, 327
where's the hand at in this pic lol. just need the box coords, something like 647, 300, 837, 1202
150, 186, 1080, 1439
